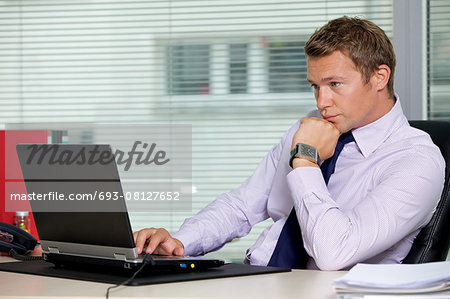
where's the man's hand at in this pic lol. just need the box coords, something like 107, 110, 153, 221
292, 117, 341, 163
133, 228, 184, 256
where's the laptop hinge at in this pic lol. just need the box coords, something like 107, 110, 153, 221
48, 247, 60, 254
114, 253, 127, 261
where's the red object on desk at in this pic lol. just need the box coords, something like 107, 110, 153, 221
0, 130, 49, 240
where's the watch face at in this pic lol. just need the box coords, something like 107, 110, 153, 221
298, 143, 318, 161
302, 145, 316, 158
289, 143, 319, 167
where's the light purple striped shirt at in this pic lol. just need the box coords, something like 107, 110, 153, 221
173, 97, 445, 270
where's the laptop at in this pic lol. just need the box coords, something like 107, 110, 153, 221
15, 143, 224, 272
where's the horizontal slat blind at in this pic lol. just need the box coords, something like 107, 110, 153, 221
0, 0, 393, 262
429, 0, 450, 120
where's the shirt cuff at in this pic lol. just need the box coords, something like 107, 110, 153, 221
172, 227, 201, 257
286, 166, 330, 204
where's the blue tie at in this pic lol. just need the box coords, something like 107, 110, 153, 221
267, 131, 354, 269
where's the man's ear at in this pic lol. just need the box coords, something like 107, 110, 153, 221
373, 64, 391, 91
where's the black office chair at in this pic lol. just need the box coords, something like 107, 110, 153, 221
403, 120, 450, 264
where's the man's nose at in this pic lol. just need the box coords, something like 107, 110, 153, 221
316, 87, 333, 110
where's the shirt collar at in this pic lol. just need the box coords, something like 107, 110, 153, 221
351, 94, 408, 157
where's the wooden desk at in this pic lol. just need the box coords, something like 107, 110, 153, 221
0, 256, 346, 299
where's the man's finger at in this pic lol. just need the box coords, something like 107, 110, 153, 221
134, 229, 156, 254
173, 246, 184, 256
146, 230, 167, 254
154, 238, 181, 256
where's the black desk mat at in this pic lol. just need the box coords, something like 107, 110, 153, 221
0, 260, 291, 285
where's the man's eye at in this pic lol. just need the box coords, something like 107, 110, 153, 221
331, 82, 342, 87
311, 84, 318, 90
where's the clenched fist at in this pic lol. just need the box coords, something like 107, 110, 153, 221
291, 117, 341, 164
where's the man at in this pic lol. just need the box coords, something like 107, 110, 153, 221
134, 17, 445, 270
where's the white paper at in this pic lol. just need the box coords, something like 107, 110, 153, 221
334, 261, 450, 290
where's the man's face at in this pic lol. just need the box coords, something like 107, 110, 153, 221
307, 50, 381, 133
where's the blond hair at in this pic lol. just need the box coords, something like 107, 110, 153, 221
305, 16, 396, 97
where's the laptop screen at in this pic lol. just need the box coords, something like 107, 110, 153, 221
16, 144, 135, 249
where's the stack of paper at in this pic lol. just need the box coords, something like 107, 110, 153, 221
334, 261, 450, 299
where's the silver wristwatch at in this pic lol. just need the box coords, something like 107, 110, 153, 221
289, 143, 320, 167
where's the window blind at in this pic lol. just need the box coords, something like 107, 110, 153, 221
0, 0, 393, 262
429, 0, 450, 120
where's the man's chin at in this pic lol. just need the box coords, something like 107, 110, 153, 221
334, 123, 352, 134
326, 120, 345, 132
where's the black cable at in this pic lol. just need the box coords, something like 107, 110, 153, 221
9, 248, 43, 261
106, 254, 153, 299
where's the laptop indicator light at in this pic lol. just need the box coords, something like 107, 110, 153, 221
180, 263, 186, 268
